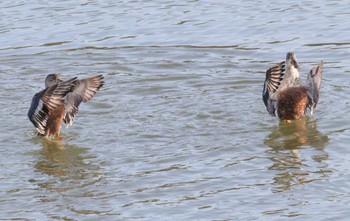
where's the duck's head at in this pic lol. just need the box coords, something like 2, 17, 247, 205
45, 74, 63, 88
286, 52, 300, 69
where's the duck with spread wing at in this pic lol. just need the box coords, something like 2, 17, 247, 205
28, 74, 104, 138
262, 52, 323, 121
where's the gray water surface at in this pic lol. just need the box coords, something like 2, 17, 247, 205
1, 1, 350, 220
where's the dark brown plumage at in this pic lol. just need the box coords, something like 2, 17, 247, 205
262, 52, 323, 121
277, 86, 308, 120
28, 74, 104, 138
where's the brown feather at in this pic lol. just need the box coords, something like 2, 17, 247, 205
277, 86, 308, 120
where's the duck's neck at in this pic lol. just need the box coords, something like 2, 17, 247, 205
280, 66, 300, 90
288, 66, 300, 85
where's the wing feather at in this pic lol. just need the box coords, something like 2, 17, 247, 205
262, 61, 285, 116
63, 75, 104, 126
28, 77, 78, 135
306, 62, 323, 114
265, 61, 285, 93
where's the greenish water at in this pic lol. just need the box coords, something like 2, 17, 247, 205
1, 1, 350, 220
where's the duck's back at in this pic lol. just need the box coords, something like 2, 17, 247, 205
277, 86, 307, 120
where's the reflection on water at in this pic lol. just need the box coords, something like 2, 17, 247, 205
265, 117, 329, 150
32, 138, 101, 193
264, 118, 330, 192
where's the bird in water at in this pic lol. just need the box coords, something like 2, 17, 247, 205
28, 74, 104, 138
262, 52, 323, 121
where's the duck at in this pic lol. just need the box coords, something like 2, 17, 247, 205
28, 74, 104, 138
262, 52, 323, 121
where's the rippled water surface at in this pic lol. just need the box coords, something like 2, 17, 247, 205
1, 1, 350, 220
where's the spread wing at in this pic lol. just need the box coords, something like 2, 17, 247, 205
28, 77, 77, 135
262, 61, 285, 116
63, 75, 104, 126
306, 62, 323, 114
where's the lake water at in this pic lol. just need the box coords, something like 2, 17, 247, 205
1, 0, 350, 220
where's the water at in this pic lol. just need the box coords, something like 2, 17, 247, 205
1, 0, 350, 220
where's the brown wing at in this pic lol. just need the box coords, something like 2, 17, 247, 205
265, 61, 285, 94
262, 61, 285, 116
63, 75, 104, 126
28, 77, 77, 135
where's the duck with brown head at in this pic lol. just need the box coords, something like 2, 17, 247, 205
262, 52, 323, 121
28, 74, 104, 138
